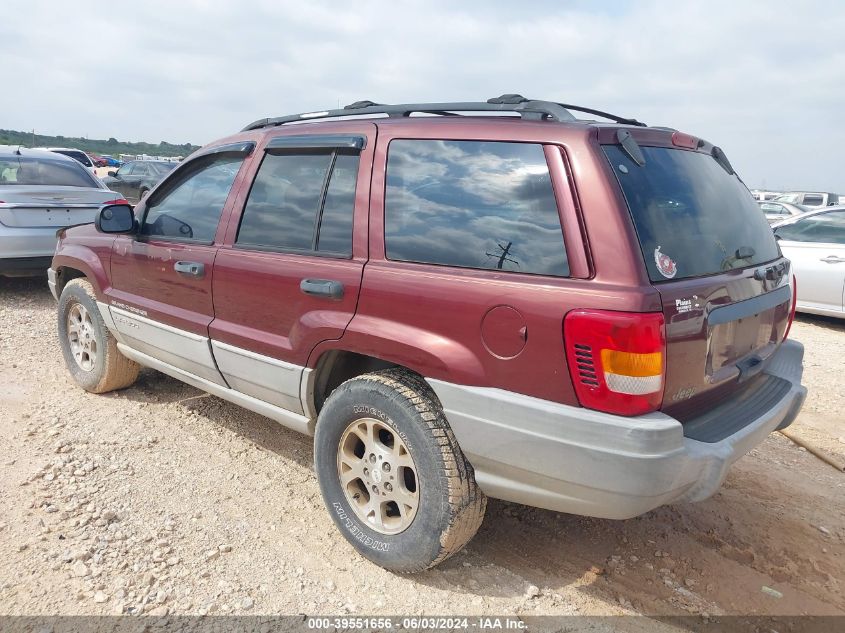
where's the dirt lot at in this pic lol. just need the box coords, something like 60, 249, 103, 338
0, 276, 843, 622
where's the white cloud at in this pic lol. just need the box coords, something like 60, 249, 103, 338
2, 0, 844, 191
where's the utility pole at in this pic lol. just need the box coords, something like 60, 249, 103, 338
31, 129, 35, 148
486, 241, 519, 270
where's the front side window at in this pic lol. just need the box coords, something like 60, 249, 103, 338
116, 162, 135, 177
141, 155, 243, 243
236, 150, 359, 256
384, 140, 569, 276
776, 211, 845, 244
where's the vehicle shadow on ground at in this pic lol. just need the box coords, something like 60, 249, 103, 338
0, 275, 53, 304
116, 368, 843, 615
794, 312, 844, 332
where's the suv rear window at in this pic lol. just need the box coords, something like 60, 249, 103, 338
603, 145, 779, 281
385, 140, 569, 277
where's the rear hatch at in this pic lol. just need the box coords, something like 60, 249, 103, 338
0, 186, 119, 228
602, 133, 792, 425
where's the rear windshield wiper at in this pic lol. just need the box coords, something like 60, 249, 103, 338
711, 146, 734, 175
616, 129, 645, 166
721, 245, 756, 270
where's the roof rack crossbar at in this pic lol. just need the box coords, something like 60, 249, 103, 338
242, 94, 645, 131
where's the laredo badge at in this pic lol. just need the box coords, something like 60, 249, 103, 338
654, 246, 677, 279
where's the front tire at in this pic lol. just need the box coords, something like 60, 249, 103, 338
314, 368, 486, 572
58, 278, 139, 393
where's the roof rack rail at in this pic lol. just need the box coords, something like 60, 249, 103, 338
242, 94, 645, 131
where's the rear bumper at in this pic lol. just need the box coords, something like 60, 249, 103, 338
0, 256, 54, 277
427, 339, 806, 519
0, 223, 59, 260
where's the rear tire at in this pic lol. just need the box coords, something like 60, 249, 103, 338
314, 368, 486, 572
58, 278, 139, 393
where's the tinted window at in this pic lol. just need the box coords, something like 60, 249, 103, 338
776, 211, 845, 244
603, 145, 780, 281
141, 155, 242, 242
237, 151, 358, 255
133, 163, 151, 176
150, 162, 176, 175
802, 194, 824, 206
384, 140, 568, 276
117, 162, 135, 177
238, 153, 332, 251
317, 154, 358, 255
54, 150, 92, 167
0, 156, 97, 187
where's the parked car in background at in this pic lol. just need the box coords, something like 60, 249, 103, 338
773, 207, 845, 318
100, 160, 176, 204
0, 146, 124, 277
100, 155, 122, 168
758, 200, 809, 224
49, 95, 805, 572
86, 152, 108, 168
751, 189, 781, 201
36, 147, 98, 177
774, 191, 839, 208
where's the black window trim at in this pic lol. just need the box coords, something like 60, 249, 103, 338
266, 134, 366, 152
233, 144, 359, 259
382, 137, 572, 279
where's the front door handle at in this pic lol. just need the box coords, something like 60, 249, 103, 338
174, 261, 205, 277
820, 255, 845, 264
300, 278, 344, 300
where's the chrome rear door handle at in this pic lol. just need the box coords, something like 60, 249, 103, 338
174, 261, 205, 277
820, 255, 845, 264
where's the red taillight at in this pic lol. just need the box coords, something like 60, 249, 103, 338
102, 198, 129, 206
564, 310, 666, 416
671, 131, 700, 149
783, 275, 798, 340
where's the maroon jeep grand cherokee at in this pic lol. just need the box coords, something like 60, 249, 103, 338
49, 96, 806, 572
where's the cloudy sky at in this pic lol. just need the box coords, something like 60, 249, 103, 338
3, 0, 844, 191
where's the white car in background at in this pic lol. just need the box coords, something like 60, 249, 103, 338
0, 146, 124, 277
774, 191, 839, 208
35, 147, 99, 177
773, 206, 845, 318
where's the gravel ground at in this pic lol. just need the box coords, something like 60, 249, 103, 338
0, 276, 843, 622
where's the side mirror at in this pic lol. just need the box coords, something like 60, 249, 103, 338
107, 170, 117, 177
95, 204, 135, 234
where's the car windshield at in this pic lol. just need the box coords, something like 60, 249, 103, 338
150, 162, 177, 175
603, 144, 780, 281
0, 156, 98, 187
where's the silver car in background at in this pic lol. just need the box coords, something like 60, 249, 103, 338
0, 146, 124, 277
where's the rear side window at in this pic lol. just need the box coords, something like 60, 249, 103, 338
385, 140, 569, 277
236, 151, 358, 256
603, 145, 780, 281
801, 194, 824, 206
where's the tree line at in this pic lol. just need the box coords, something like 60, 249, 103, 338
0, 129, 200, 158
